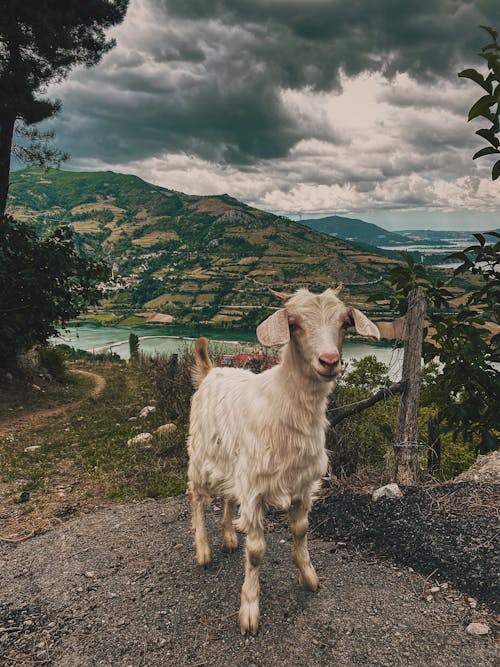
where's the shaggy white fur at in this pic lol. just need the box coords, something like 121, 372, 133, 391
187, 287, 380, 635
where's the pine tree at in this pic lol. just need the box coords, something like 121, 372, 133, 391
0, 0, 129, 216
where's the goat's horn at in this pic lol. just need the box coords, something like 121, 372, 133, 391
268, 287, 293, 301
333, 283, 344, 295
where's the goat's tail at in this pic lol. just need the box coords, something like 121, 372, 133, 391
192, 337, 213, 388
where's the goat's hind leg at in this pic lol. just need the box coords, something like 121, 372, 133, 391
188, 482, 212, 566
221, 498, 238, 552
238, 504, 265, 635
288, 498, 319, 592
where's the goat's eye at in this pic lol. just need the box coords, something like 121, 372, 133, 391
290, 322, 302, 334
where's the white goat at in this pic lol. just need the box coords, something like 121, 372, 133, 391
187, 286, 380, 635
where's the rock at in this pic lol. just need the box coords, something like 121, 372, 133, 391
31, 384, 41, 391
454, 451, 500, 483
128, 416, 137, 422
23, 445, 41, 453
156, 423, 177, 436
372, 483, 403, 501
429, 586, 440, 594
84, 571, 95, 579
19, 491, 30, 503
139, 406, 156, 418
127, 433, 153, 446
465, 622, 489, 636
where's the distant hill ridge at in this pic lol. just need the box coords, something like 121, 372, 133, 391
7, 168, 397, 326
300, 215, 408, 246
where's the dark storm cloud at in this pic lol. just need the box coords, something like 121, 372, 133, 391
163, 0, 498, 82
47, 0, 499, 169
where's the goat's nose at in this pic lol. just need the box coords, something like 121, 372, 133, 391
318, 353, 340, 368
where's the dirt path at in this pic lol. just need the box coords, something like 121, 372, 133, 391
0, 370, 106, 437
0, 495, 496, 667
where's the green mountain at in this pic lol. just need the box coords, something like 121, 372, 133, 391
300, 215, 408, 247
7, 168, 397, 327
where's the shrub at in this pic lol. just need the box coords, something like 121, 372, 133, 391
38, 345, 67, 382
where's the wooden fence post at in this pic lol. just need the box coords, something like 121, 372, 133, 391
394, 286, 427, 485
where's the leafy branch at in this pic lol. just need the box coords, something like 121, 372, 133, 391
458, 25, 500, 180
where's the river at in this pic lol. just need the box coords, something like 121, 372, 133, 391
54, 324, 404, 378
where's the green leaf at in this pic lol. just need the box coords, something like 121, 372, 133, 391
492, 159, 500, 180
480, 25, 498, 42
475, 128, 500, 148
481, 42, 500, 53
468, 95, 496, 121
458, 68, 492, 93
472, 146, 500, 159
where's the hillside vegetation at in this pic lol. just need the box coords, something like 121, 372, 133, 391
8, 168, 398, 326
300, 214, 409, 247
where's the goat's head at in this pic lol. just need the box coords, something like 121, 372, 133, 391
257, 287, 380, 381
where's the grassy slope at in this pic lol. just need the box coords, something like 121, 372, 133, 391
0, 360, 188, 538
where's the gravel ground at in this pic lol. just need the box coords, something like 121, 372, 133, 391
0, 493, 498, 667
310, 482, 500, 611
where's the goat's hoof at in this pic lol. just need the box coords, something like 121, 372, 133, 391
298, 569, 319, 592
195, 544, 212, 567
239, 602, 260, 636
222, 534, 238, 553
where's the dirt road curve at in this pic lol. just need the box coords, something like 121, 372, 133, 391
0, 495, 496, 667
0, 370, 105, 437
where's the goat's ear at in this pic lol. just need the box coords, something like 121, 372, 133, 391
351, 308, 380, 341
256, 309, 290, 347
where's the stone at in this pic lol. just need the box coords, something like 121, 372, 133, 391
127, 433, 153, 446
454, 451, 500, 484
139, 405, 156, 418
156, 423, 177, 435
24, 445, 41, 452
465, 622, 489, 636
372, 483, 403, 501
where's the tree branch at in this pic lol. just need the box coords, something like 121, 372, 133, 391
329, 381, 405, 426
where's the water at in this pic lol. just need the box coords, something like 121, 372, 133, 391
54, 324, 403, 376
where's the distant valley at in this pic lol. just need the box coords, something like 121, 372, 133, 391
300, 215, 497, 266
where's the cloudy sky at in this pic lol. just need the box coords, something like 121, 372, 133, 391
38, 0, 500, 230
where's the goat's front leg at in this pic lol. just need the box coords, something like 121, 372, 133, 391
188, 483, 212, 566
288, 498, 319, 592
238, 506, 265, 635
221, 498, 238, 552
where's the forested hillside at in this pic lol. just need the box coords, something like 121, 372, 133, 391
8, 168, 399, 326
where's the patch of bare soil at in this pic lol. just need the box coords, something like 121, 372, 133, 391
0, 495, 497, 667
310, 482, 500, 612
0, 370, 105, 437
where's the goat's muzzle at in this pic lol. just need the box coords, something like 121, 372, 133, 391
316, 353, 341, 378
